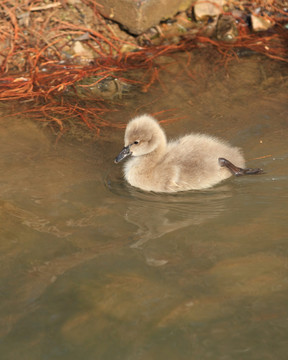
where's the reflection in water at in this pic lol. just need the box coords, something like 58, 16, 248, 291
108, 176, 232, 248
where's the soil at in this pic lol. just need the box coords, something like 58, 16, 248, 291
0, 1, 287, 136
1, 0, 287, 73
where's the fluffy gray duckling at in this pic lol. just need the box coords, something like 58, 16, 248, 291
114, 115, 263, 192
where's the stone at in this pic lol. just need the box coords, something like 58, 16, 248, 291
194, 0, 226, 21
96, 0, 193, 35
72, 41, 93, 58
216, 15, 238, 42
251, 14, 274, 32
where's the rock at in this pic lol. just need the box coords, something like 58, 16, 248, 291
72, 76, 131, 100
96, 0, 193, 35
194, 0, 226, 21
72, 41, 94, 59
251, 14, 274, 32
216, 15, 238, 42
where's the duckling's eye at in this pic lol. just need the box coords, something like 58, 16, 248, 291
134, 140, 139, 145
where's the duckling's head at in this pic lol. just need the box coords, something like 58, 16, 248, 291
114, 115, 166, 163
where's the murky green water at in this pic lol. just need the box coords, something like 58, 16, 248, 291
0, 52, 287, 360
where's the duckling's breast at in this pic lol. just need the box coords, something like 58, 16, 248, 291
123, 155, 176, 192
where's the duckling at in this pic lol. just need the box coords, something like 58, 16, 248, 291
114, 115, 263, 193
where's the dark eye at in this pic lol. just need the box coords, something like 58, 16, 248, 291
134, 141, 139, 145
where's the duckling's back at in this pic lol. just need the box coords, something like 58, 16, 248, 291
162, 133, 245, 191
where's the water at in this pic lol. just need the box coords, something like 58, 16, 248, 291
0, 51, 287, 360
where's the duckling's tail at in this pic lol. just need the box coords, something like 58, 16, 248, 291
218, 158, 265, 176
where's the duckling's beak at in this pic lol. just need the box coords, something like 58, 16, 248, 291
114, 145, 131, 163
